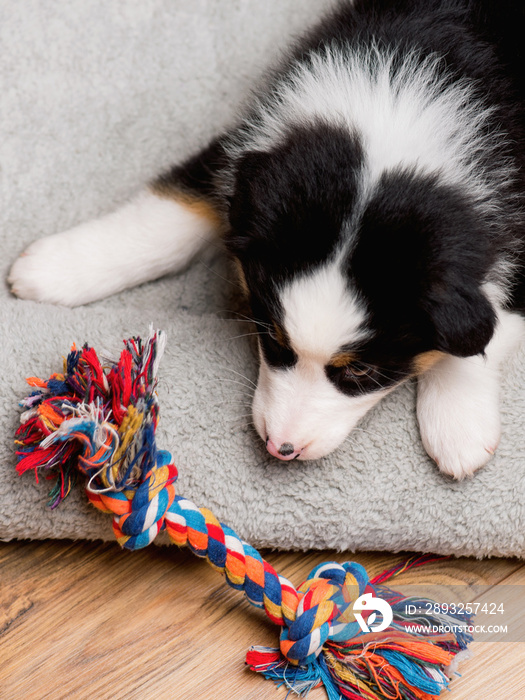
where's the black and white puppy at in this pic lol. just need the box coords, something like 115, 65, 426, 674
9, 0, 525, 478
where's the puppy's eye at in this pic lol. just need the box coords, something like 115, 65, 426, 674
342, 362, 372, 379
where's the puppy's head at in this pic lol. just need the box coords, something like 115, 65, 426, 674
226, 123, 497, 460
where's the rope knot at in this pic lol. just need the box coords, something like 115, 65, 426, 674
279, 561, 372, 665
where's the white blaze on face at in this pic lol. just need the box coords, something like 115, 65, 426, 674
252, 263, 386, 460
281, 263, 369, 358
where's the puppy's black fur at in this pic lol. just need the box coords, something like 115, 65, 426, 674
155, 0, 524, 397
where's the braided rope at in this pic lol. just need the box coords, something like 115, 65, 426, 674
14, 330, 472, 698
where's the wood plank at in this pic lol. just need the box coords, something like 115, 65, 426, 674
446, 643, 525, 700
0, 540, 523, 699
450, 567, 525, 699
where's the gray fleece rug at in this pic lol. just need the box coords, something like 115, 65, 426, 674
2, 0, 525, 557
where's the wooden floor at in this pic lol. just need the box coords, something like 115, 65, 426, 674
1, 539, 524, 700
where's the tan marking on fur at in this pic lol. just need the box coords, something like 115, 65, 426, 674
329, 352, 357, 368
232, 257, 249, 297
149, 184, 226, 230
413, 350, 444, 375
272, 323, 288, 348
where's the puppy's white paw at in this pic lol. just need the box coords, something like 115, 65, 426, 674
417, 356, 501, 480
419, 403, 500, 480
8, 233, 92, 306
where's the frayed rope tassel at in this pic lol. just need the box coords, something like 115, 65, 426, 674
14, 330, 473, 700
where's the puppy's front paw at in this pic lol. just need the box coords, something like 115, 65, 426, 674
417, 367, 501, 479
8, 234, 77, 305
420, 411, 500, 479
8, 219, 121, 307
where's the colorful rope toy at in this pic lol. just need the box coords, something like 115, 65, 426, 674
14, 330, 473, 699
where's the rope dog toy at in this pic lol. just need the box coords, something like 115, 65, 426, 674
14, 330, 473, 699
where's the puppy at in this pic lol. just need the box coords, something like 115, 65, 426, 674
9, 0, 525, 478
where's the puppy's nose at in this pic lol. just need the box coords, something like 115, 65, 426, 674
266, 438, 301, 461
278, 442, 295, 456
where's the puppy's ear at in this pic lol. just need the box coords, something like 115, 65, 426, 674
423, 284, 496, 357
356, 170, 498, 358
228, 125, 364, 258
